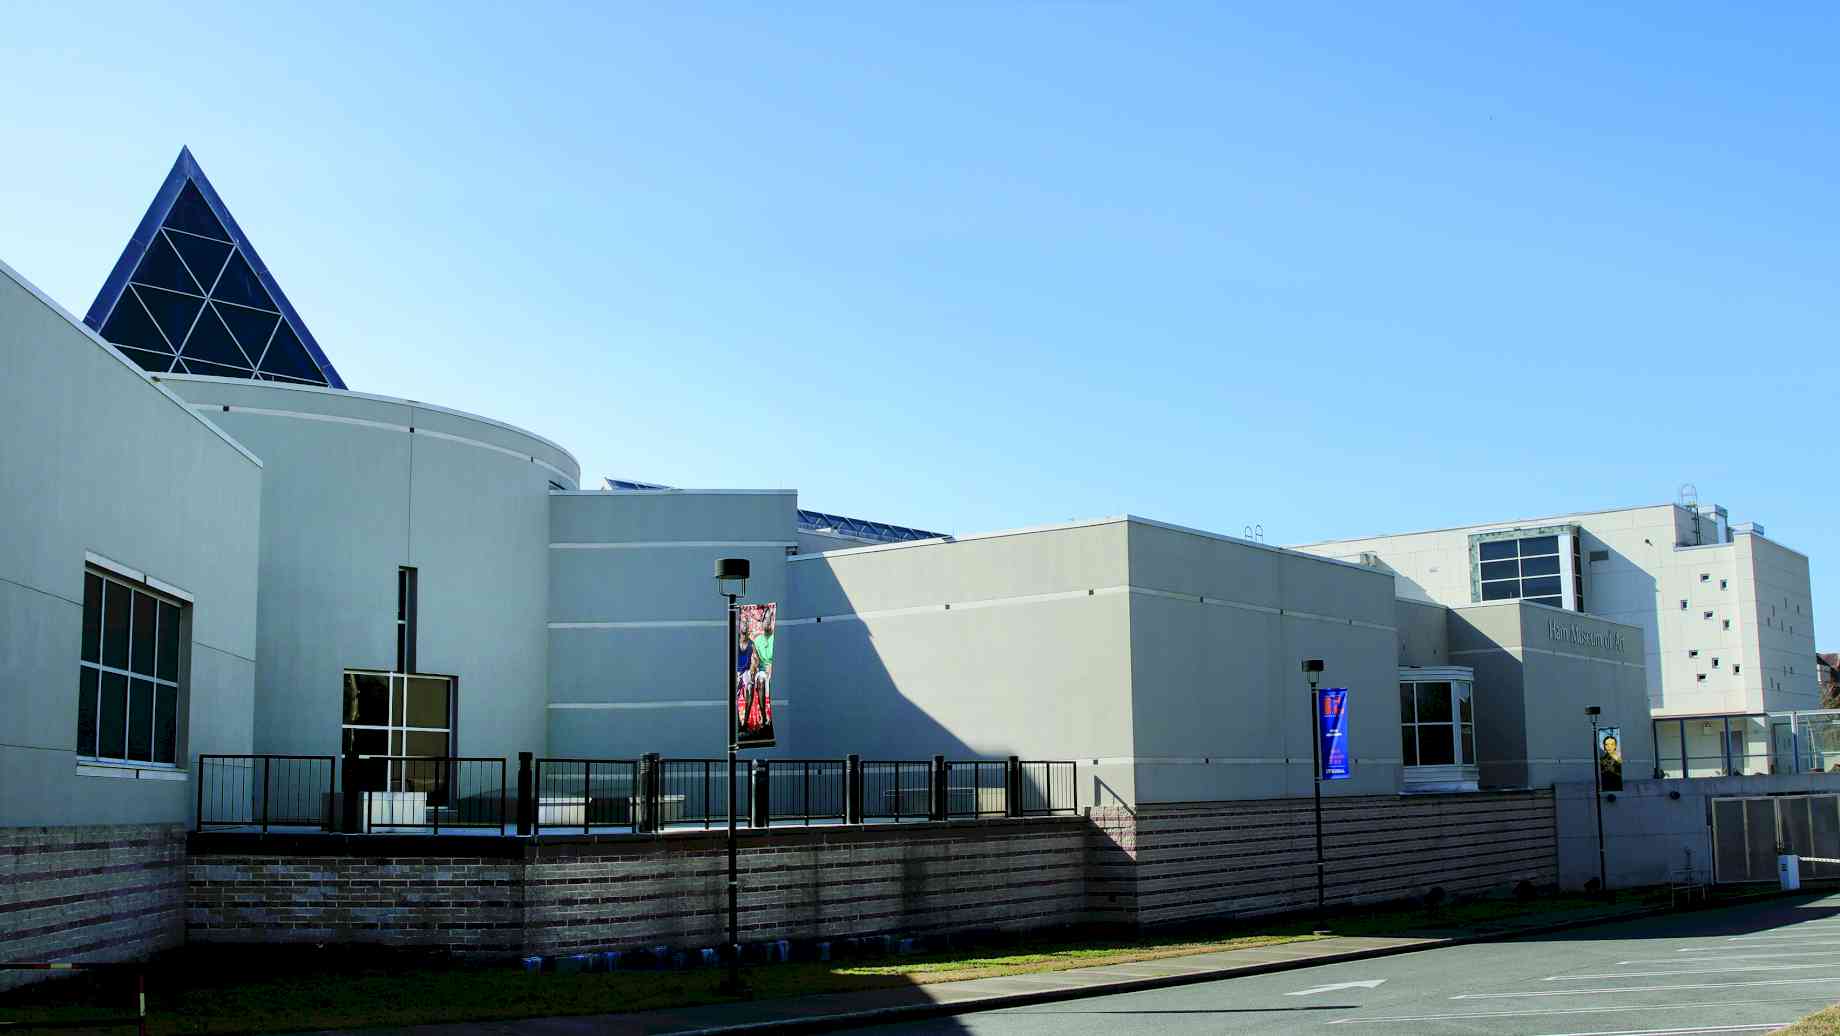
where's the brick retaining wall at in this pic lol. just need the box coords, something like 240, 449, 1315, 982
178, 789, 1556, 960
186, 817, 1091, 957
1, 824, 187, 991
1094, 790, 1557, 926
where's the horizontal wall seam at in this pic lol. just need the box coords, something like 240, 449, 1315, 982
194, 404, 572, 482
550, 541, 797, 550
781, 584, 1395, 632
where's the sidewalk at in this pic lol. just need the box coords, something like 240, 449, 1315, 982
318, 932, 1448, 1035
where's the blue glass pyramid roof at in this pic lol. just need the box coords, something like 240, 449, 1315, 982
83, 148, 346, 388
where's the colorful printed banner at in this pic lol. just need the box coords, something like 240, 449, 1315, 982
1319, 688, 1351, 781
734, 602, 776, 749
1597, 725, 1623, 792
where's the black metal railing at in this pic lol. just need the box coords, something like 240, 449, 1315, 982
945, 760, 1009, 818
757, 759, 848, 825
1017, 759, 1079, 816
532, 757, 640, 835
199, 753, 1078, 836
196, 754, 336, 831
861, 759, 933, 821
352, 756, 507, 834
653, 757, 749, 830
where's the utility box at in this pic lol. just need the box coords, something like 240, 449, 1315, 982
1780, 854, 1802, 890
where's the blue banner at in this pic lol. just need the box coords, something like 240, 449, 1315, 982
1318, 688, 1351, 781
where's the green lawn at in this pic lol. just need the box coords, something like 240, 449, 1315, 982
1780, 1004, 1840, 1035
0, 888, 1674, 1034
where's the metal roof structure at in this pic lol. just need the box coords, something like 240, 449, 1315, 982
603, 479, 947, 545
84, 147, 346, 388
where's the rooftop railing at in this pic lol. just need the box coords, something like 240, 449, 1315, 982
196, 752, 1078, 836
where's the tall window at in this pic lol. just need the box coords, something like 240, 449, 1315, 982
1400, 680, 1474, 767
396, 566, 417, 673
78, 569, 184, 765
1478, 535, 1565, 608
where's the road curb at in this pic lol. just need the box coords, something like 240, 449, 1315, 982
669, 901, 1695, 1035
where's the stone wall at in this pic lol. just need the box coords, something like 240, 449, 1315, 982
187, 817, 1091, 957
1091, 791, 1556, 926
1, 824, 187, 990
180, 790, 1558, 959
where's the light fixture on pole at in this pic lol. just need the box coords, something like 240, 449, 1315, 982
1302, 658, 1326, 916
714, 557, 749, 995
1586, 705, 1607, 897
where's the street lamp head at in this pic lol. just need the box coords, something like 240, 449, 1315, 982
1584, 705, 1602, 717
1302, 659, 1324, 675
714, 557, 749, 598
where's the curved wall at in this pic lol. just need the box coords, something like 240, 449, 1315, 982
161, 375, 579, 763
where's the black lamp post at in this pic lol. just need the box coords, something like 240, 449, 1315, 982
1586, 705, 1607, 897
1302, 658, 1326, 916
715, 557, 749, 995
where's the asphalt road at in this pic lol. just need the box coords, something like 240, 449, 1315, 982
838, 893, 1840, 1036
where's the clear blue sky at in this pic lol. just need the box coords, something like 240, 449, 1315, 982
3, 3, 1833, 639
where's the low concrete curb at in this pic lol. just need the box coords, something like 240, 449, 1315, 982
671, 903, 1679, 1035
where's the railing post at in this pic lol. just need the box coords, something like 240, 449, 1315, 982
433, 760, 442, 836
324, 756, 336, 831
261, 756, 271, 833
846, 754, 863, 824
195, 756, 205, 833
637, 753, 660, 833
751, 759, 770, 829
516, 752, 534, 836
1005, 756, 1021, 818
930, 755, 947, 821
638, 759, 651, 834
340, 751, 361, 833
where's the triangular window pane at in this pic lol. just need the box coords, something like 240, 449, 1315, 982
98, 288, 174, 355
133, 285, 205, 350
211, 248, 276, 311
127, 232, 200, 295
216, 304, 280, 365
162, 180, 230, 241
259, 321, 327, 385
166, 230, 232, 293
181, 304, 256, 368
117, 346, 176, 374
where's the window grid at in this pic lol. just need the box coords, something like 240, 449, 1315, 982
1478, 535, 1565, 609
1399, 681, 1475, 768
78, 570, 182, 766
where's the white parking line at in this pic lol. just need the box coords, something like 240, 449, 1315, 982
1327, 995, 1837, 1024
1683, 941, 1840, 952
1452, 975, 1840, 998
1625, 951, 1840, 964
1511, 1026, 1786, 1036
1548, 961, 1840, 980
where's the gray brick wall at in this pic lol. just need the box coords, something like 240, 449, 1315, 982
1, 824, 187, 991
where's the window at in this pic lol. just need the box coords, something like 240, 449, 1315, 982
1589, 549, 1609, 563
1720, 579, 1728, 590
1703, 611, 1714, 620
1723, 619, 1732, 630
1681, 600, 1689, 610
78, 569, 184, 765
1689, 649, 1699, 658
1476, 535, 1567, 609
341, 671, 454, 767
1697, 674, 1707, 682
1700, 573, 1710, 582
396, 567, 417, 673
1400, 681, 1474, 768
1713, 657, 1721, 668
1734, 664, 1742, 675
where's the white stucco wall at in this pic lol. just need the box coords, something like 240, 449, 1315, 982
1, 260, 260, 826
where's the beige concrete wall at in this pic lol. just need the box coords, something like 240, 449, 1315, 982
1, 261, 260, 828
785, 520, 1138, 805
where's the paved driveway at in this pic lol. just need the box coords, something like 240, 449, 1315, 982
839, 893, 1840, 1036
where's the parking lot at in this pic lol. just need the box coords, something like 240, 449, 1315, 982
841, 893, 1840, 1036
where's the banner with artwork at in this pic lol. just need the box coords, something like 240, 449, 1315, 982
734, 602, 776, 749
1318, 688, 1351, 781
1597, 725, 1622, 791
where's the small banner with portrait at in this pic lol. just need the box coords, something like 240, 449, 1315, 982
734, 602, 776, 749
1596, 725, 1623, 792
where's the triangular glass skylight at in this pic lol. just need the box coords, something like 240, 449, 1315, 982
84, 148, 346, 389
